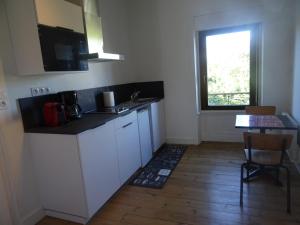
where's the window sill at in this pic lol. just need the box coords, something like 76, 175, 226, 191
199, 109, 245, 115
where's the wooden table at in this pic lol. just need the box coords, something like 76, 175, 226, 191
235, 114, 298, 133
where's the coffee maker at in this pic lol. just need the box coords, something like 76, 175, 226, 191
59, 91, 82, 120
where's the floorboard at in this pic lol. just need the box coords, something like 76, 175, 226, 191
36, 142, 300, 225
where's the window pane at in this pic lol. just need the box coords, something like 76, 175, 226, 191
206, 31, 250, 106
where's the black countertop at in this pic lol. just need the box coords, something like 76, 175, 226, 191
25, 98, 161, 135
26, 114, 119, 135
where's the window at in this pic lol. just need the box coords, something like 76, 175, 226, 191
199, 24, 259, 110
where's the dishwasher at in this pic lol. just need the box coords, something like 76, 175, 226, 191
137, 107, 153, 167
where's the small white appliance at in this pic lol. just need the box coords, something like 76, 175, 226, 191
137, 107, 153, 167
103, 91, 115, 107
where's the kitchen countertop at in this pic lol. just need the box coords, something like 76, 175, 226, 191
25, 98, 161, 135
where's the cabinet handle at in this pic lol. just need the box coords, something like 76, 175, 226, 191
138, 107, 148, 113
122, 122, 133, 128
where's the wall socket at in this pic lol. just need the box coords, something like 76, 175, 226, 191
0, 90, 8, 110
31, 87, 52, 97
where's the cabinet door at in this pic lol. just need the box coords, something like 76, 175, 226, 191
137, 109, 153, 167
78, 121, 120, 217
28, 134, 87, 218
5, 0, 45, 75
151, 100, 166, 152
158, 100, 166, 146
35, 0, 85, 33
115, 119, 141, 184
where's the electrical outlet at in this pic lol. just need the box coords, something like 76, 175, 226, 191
31, 87, 51, 97
31, 88, 40, 96
45, 87, 51, 93
0, 90, 8, 110
39, 87, 46, 95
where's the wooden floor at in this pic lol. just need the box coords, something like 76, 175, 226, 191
37, 142, 300, 225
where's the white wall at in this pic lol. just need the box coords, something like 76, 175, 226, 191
292, 2, 300, 123
0, 167, 13, 225
0, 0, 133, 224
196, 1, 295, 142
0, 0, 298, 224
291, 1, 300, 165
129, 0, 295, 143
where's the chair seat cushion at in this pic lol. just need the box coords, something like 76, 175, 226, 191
244, 149, 282, 165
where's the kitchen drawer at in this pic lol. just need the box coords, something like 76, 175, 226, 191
114, 111, 137, 130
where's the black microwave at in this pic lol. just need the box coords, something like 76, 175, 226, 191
38, 24, 89, 72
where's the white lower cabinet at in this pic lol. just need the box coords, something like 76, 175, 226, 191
137, 108, 153, 167
150, 99, 166, 152
77, 121, 120, 218
28, 120, 119, 224
29, 133, 88, 223
28, 113, 142, 224
114, 111, 142, 184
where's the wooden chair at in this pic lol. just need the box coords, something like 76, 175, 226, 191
240, 132, 293, 213
245, 106, 276, 115
245, 106, 276, 133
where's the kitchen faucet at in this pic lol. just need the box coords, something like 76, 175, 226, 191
130, 91, 141, 102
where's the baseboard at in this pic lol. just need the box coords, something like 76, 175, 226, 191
166, 137, 199, 145
167, 134, 242, 145
45, 210, 87, 224
201, 132, 242, 143
22, 207, 45, 225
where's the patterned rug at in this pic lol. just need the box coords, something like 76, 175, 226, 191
130, 144, 187, 188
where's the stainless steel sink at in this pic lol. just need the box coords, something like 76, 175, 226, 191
86, 98, 156, 115
118, 98, 155, 110
135, 98, 155, 103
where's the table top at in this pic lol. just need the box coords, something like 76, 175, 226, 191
235, 114, 298, 130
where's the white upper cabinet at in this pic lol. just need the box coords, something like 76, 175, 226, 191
5, 0, 45, 75
4, 0, 88, 75
35, 0, 85, 33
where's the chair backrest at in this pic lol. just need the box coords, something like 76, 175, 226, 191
243, 132, 293, 151
245, 106, 276, 115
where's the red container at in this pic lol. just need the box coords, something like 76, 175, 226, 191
43, 102, 66, 127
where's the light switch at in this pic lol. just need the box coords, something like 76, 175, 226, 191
0, 90, 8, 110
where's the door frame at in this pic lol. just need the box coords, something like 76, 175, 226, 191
0, 131, 22, 225
0, 59, 20, 225
0, 131, 14, 225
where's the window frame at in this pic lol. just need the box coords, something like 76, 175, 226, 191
199, 23, 260, 110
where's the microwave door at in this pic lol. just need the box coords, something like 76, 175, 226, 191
54, 43, 76, 70
54, 30, 87, 71
38, 25, 88, 72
